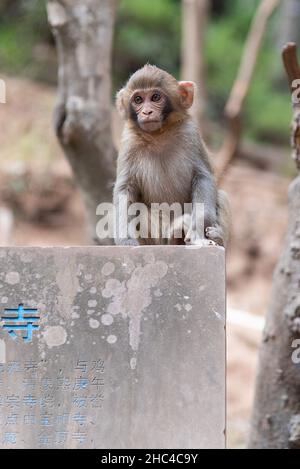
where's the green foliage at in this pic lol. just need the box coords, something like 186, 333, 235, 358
205, 0, 290, 143
0, 0, 51, 80
114, 0, 181, 88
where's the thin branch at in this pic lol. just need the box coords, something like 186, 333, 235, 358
216, 0, 280, 183
282, 42, 300, 92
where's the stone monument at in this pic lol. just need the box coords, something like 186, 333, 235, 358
0, 246, 225, 449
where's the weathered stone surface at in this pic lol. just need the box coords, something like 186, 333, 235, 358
0, 246, 225, 449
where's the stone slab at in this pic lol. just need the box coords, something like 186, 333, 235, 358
0, 246, 225, 449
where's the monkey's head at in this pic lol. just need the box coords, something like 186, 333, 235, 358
116, 65, 195, 133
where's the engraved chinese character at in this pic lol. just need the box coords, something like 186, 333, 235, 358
73, 396, 87, 408
75, 360, 88, 373
72, 432, 87, 445
56, 414, 69, 425
1, 305, 39, 342
57, 377, 71, 390
24, 360, 38, 373
91, 377, 105, 390
89, 393, 104, 408
72, 413, 87, 426
73, 377, 89, 390
38, 434, 52, 447
6, 395, 20, 409
3, 432, 17, 445
40, 414, 53, 427
24, 414, 35, 425
22, 377, 37, 390
23, 394, 37, 408
6, 414, 18, 425
7, 361, 22, 374
55, 431, 68, 445
40, 395, 55, 408
91, 359, 105, 373
41, 377, 53, 390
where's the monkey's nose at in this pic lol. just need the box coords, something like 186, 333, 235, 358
142, 109, 153, 116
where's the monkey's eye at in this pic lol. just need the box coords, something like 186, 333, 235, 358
151, 93, 161, 102
134, 95, 143, 105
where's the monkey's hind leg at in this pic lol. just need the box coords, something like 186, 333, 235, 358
205, 226, 225, 247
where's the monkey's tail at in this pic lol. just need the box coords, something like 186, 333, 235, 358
217, 189, 231, 248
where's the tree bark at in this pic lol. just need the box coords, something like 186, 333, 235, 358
47, 0, 117, 244
249, 43, 300, 449
181, 0, 209, 131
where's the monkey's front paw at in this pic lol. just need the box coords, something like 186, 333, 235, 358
118, 238, 140, 247
185, 232, 216, 246
205, 227, 224, 247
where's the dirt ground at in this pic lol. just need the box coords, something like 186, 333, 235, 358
0, 75, 293, 448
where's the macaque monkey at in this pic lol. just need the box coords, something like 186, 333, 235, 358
113, 64, 230, 247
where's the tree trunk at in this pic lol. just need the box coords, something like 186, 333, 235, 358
181, 0, 209, 131
278, 0, 300, 49
249, 43, 300, 449
46, 0, 117, 244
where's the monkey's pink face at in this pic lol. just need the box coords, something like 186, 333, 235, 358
130, 89, 171, 132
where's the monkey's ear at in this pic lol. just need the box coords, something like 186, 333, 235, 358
116, 88, 127, 118
178, 81, 195, 109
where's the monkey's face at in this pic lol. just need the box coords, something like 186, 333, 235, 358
116, 65, 196, 132
129, 89, 171, 133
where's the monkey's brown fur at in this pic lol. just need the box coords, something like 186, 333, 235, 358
114, 64, 230, 247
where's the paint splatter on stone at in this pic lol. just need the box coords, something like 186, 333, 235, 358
101, 262, 115, 276
103, 261, 168, 351
102, 279, 125, 299
43, 326, 67, 348
89, 318, 100, 329
88, 300, 97, 308
55, 255, 80, 319
130, 357, 137, 370
107, 334, 117, 344
5, 272, 20, 285
101, 314, 114, 326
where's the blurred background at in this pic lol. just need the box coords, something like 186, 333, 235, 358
0, 0, 298, 448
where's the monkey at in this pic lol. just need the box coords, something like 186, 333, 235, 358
113, 64, 230, 247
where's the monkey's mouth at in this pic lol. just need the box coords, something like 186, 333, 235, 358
139, 120, 162, 132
